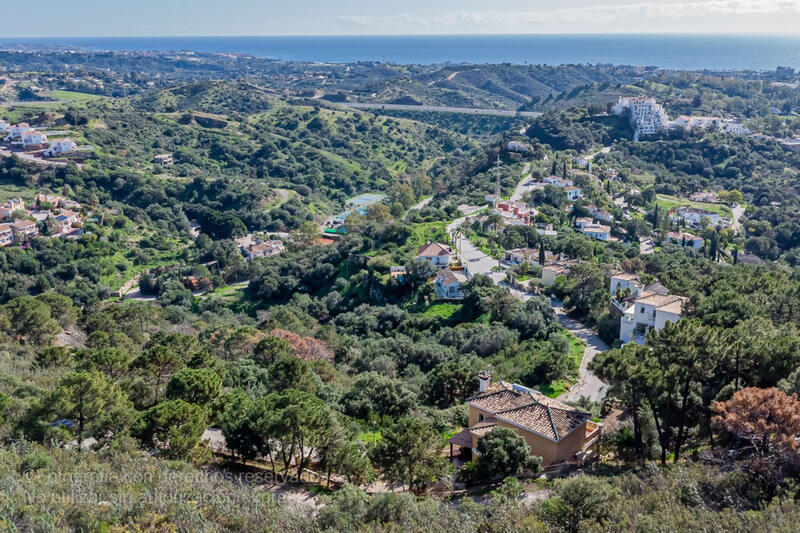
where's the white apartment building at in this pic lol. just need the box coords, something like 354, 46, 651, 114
613, 97, 669, 137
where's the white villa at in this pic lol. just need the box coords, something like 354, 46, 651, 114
580, 224, 612, 241
610, 272, 686, 345
244, 240, 284, 260
3, 122, 33, 141
435, 268, 469, 299
669, 206, 721, 228
44, 139, 77, 156
565, 186, 582, 201
666, 231, 703, 249
417, 242, 454, 269
21, 131, 47, 148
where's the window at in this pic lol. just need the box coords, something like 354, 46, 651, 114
478, 413, 485, 422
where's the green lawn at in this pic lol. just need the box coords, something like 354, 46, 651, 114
656, 194, 732, 217
49, 90, 105, 103
421, 303, 461, 319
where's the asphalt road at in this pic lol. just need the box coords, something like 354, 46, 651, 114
342, 102, 542, 118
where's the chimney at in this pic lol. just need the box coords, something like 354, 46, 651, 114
478, 370, 491, 393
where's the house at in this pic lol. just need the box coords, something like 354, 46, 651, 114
53, 210, 81, 233
541, 260, 578, 287
448, 375, 600, 466
587, 205, 614, 223
580, 224, 612, 241
35, 194, 80, 209
389, 266, 407, 281
574, 217, 594, 230
417, 242, 453, 269
564, 186, 582, 201
10, 219, 38, 240
0, 224, 13, 246
669, 207, 720, 228
0, 197, 24, 220
504, 248, 538, 265
21, 131, 47, 149
620, 293, 686, 345
507, 141, 533, 153
154, 153, 174, 166
244, 240, 284, 260
3, 122, 32, 141
536, 223, 557, 237
435, 268, 469, 299
666, 231, 703, 249
44, 139, 77, 157
543, 176, 573, 188
0, 120, 9, 134
689, 192, 718, 204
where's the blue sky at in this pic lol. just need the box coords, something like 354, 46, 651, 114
2, 0, 800, 37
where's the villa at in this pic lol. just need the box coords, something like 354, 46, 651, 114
448, 374, 600, 466
610, 272, 686, 345
666, 231, 703, 249
44, 139, 78, 157
435, 268, 469, 299
669, 206, 721, 228
580, 223, 612, 241
245, 240, 284, 260
417, 242, 454, 269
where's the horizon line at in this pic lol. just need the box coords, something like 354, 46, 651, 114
2, 31, 800, 40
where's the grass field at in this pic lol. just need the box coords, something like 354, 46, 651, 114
420, 303, 461, 319
656, 194, 732, 217
49, 90, 105, 103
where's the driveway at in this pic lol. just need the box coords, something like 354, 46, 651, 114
551, 300, 610, 403
510, 163, 535, 202
639, 237, 655, 255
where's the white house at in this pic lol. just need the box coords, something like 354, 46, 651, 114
669, 207, 721, 228
620, 293, 686, 345
0, 224, 13, 246
575, 217, 594, 230
0, 197, 24, 220
52, 210, 81, 233
580, 223, 611, 241
507, 141, 533, 153
245, 240, 284, 260
587, 205, 614, 223
565, 186, 582, 201
435, 268, 469, 299
21, 131, 47, 148
3, 122, 32, 141
544, 176, 573, 188
0, 120, 9, 134
666, 231, 703, 249
417, 242, 453, 269
44, 139, 77, 157
541, 260, 578, 287
504, 248, 538, 265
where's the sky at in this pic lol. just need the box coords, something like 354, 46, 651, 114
2, 0, 800, 37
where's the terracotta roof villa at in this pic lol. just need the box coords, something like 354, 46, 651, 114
449, 375, 601, 466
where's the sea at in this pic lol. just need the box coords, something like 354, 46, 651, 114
1, 34, 800, 70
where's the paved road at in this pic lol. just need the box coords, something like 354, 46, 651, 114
510, 163, 535, 202
447, 170, 609, 402
342, 102, 542, 118
551, 300, 610, 403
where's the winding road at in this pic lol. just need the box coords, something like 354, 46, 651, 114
447, 171, 610, 402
